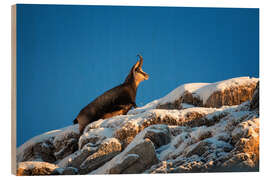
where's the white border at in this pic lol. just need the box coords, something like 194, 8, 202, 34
1, 0, 263, 8
1, 0, 269, 179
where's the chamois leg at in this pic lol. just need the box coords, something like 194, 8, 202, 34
77, 116, 90, 135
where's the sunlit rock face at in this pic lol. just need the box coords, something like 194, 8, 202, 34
16, 77, 259, 175
17, 161, 59, 176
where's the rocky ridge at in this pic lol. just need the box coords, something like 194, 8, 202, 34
16, 77, 259, 175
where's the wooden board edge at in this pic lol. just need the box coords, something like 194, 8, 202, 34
11, 4, 17, 175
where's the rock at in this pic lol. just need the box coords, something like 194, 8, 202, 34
143, 124, 171, 148
157, 77, 258, 109
58, 137, 122, 174
17, 125, 79, 163
184, 141, 212, 157
53, 126, 80, 160
57, 143, 98, 169
79, 138, 122, 174
52, 167, 78, 175
119, 138, 158, 174
62, 167, 78, 175
114, 121, 140, 148
221, 152, 258, 171
220, 117, 259, 171
250, 82, 259, 111
231, 117, 259, 144
17, 161, 59, 176
54, 138, 78, 160
92, 137, 159, 174
204, 84, 256, 108
234, 136, 259, 162
109, 154, 140, 174
114, 108, 213, 148
17, 137, 56, 163
29, 141, 56, 163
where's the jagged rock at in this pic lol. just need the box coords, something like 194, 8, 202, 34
233, 136, 259, 163
231, 117, 259, 144
16, 125, 79, 163
119, 138, 158, 174
114, 121, 140, 148
143, 124, 171, 148
250, 82, 259, 111
54, 138, 78, 160
27, 141, 56, 163
52, 167, 78, 175
57, 143, 99, 169
184, 141, 212, 157
115, 123, 171, 150
17, 135, 56, 163
53, 126, 80, 160
62, 167, 78, 175
92, 134, 159, 174
114, 108, 215, 148
79, 138, 122, 174
204, 85, 256, 108
109, 154, 140, 173
221, 151, 258, 172
17, 161, 59, 176
58, 138, 121, 174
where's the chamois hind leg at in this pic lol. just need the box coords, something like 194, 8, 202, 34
77, 116, 90, 135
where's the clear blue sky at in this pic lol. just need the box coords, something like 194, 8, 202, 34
16, 4, 259, 146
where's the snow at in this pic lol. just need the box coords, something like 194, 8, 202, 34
190, 126, 209, 140
89, 107, 225, 132
159, 83, 210, 105
128, 77, 258, 115
83, 128, 113, 138
128, 100, 160, 115
78, 128, 115, 149
128, 83, 209, 115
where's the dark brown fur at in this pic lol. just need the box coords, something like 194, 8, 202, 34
74, 55, 149, 134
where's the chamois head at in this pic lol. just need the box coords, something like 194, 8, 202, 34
124, 54, 149, 87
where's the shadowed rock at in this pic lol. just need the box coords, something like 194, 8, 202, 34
250, 82, 259, 111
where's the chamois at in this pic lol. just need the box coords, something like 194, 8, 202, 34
74, 55, 149, 134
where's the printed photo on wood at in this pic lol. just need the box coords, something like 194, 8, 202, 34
11, 4, 259, 175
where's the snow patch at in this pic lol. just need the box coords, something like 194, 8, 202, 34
128, 77, 258, 114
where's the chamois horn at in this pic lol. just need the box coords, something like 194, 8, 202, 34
137, 54, 143, 67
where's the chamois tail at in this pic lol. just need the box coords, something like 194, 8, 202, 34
73, 118, 78, 124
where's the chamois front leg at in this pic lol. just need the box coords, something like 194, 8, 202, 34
132, 102, 137, 108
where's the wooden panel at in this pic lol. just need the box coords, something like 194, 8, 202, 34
11, 4, 17, 175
